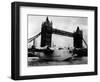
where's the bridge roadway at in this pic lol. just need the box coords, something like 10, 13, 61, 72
52, 29, 73, 37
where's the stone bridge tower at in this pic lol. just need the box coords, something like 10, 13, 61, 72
73, 27, 83, 48
41, 17, 52, 47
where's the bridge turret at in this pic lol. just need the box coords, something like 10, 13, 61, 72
73, 26, 83, 48
41, 17, 53, 47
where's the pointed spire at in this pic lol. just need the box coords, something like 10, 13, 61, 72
46, 17, 49, 22
76, 26, 80, 32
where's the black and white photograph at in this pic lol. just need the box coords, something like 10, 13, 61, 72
11, 2, 97, 80
27, 15, 88, 66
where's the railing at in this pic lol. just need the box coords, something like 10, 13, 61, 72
28, 32, 41, 43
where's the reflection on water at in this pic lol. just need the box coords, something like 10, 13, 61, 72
28, 57, 87, 66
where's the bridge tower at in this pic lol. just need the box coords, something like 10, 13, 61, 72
41, 17, 52, 47
73, 27, 83, 48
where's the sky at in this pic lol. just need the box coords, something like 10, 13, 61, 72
28, 15, 88, 48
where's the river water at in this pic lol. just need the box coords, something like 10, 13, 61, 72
28, 57, 87, 66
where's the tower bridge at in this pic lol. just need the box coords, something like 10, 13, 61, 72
28, 17, 87, 49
